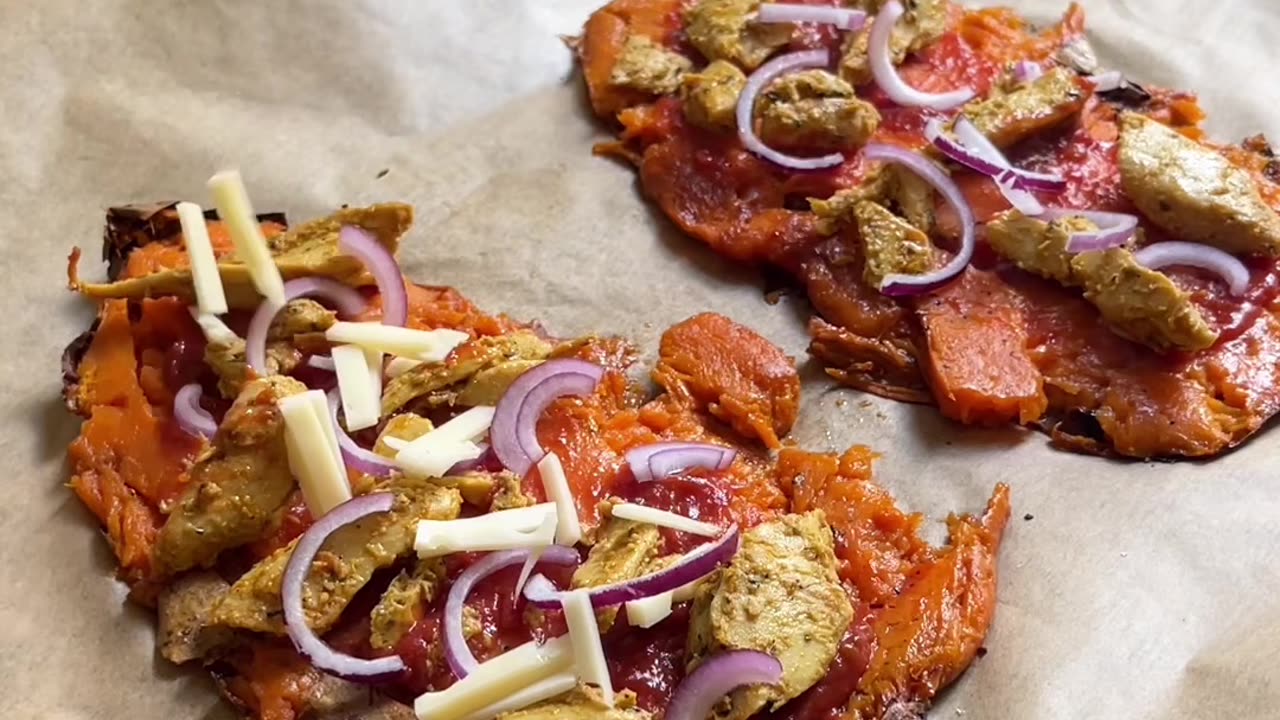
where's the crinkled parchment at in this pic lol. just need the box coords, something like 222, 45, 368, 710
1, 1, 1277, 718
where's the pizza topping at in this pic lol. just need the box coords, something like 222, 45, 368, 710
925, 118, 1066, 193
416, 503, 559, 557
861, 144, 975, 296
854, 200, 936, 290
331, 344, 380, 431
666, 651, 783, 720
524, 523, 740, 609
325, 390, 398, 477
176, 201, 228, 315
413, 635, 575, 720
610, 502, 721, 536
610, 35, 692, 95
444, 547, 581, 679
282, 493, 407, 681
338, 223, 409, 327
538, 451, 584, 546
492, 358, 605, 477
625, 441, 737, 482
838, 0, 947, 86
458, 674, 584, 720
868, 0, 973, 109
246, 277, 367, 374
737, 49, 846, 169
681, 60, 748, 131
325, 322, 470, 361
562, 589, 616, 704
685, 0, 793, 71
1118, 112, 1280, 257
624, 590, 675, 628
208, 170, 288, 307
280, 390, 352, 516
1134, 241, 1250, 296
1013, 60, 1043, 84
755, 69, 882, 151
959, 67, 1087, 148
985, 211, 1095, 285
758, 3, 866, 30
1039, 208, 1140, 253
1089, 70, 1124, 92
173, 383, 218, 439
189, 308, 239, 345
686, 512, 851, 719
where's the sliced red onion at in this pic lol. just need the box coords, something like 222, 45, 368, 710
737, 49, 845, 171
283, 493, 405, 681
1014, 60, 1044, 83
444, 547, 580, 680
246, 277, 367, 375
861, 144, 975, 296
326, 390, 397, 477
870, 1, 974, 110
757, 3, 867, 30
492, 359, 604, 477
174, 383, 217, 438
925, 118, 1064, 194
307, 355, 336, 371
666, 651, 784, 720
952, 119, 1065, 190
339, 225, 408, 328
1039, 208, 1139, 252
626, 442, 737, 483
524, 524, 739, 609
1090, 70, 1124, 92
1134, 241, 1250, 296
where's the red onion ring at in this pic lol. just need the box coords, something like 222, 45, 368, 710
338, 225, 408, 328
870, 1, 974, 110
444, 547, 580, 680
523, 524, 739, 609
626, 442, 737, 483
1039, 208, 1139, 252
736, 50, 845, 171
282, 493, 406, 681
952, 118, 1065, 191
861, 144, 976, 296
1014, 60, 1044, 83
666, 651, 784, 720
246, 277, 367, 375
925, 118, 1064, 196
491, 359, 604, 477
326, 390, 397, 477
174, 383, 218, 438
757, 3, 867, 30
1134, 241, 1250, 296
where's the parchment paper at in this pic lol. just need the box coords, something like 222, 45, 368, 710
1, 1, 1277, 718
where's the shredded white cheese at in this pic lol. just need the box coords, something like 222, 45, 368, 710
385, 356, 424, 378
188, 307, 239, 346
331, 345, 380, 431
537, 452, 582, 546
207, 170, 285, 306
456, 671, 578, 720
415, 503, 558, 557
325, 322, 468, 361
413, 635, 574, 720
279, 390, 351, 515
562, 589, 615, 706
176, 201, 228, 315
610, 503, 720, 537
397, 441, 484, 479
625, 591, 675, 628
395, 406, 495, 477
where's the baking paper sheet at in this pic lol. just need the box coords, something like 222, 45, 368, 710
1, 1, 1277, 718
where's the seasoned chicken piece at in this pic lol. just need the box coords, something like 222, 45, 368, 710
686, 512, 852, 720
382, 331, 552, 415
1119, 112, 1280, 256
572, 517, 663, 631
839, 0, 948, 86
756, 70, 881, 151
155, 376, 306, 574
499, 687, 652, 720
267, 299, 336, 339
984, 211, 1100, 285
202, 299, 333, 397
456, 359, 544, 408
960, 67, 1086, 148
855, 200, 934, 289
157, 571, 234, 664
681, 60, 747, 131
211, 479, 462, 634
375, 413, 495, 506
491, 471, 536, 512
1071, 248, 1218, 352
610, 35, 692, 95
811, 165, 934, 235
369, 558, 446, 651
685, 0, 792, 71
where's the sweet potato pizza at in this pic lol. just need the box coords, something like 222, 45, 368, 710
577, 0, 1280, 459
62, 173, 1008, 719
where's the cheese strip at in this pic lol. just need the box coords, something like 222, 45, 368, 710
176, 202, 228, 315
305, 389, 345, 475
207, 170, 285, 306
332, 345, 380, 431
188, 307, 239, 346
537, 452, 582, 546
397, 406, 495, 454
562, 590, 615, 706
397, 440, 484, 479
456, 671, 578, 720
395, 406, 495, 477
610, 503, 720, 537
279, 391, 350, 516
365, 347, 383, 402
415, 503, 557, 557
626, 591, 674, 629
385, 356, 424, 378
414, 635, 574, 720
325, 322, 469, 361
